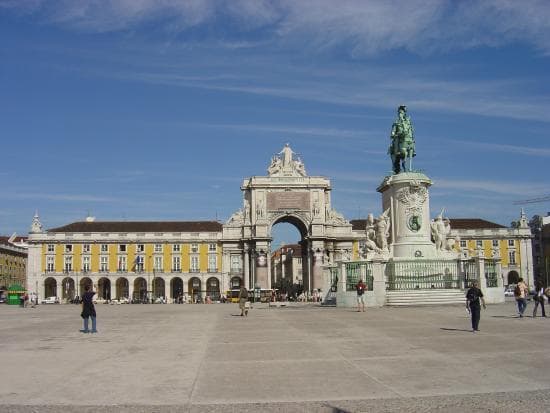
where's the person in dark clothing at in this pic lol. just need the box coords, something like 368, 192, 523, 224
466, 281, 486, 332
80, 284, 97, 333
532, 279, 546, 318
356, 279, 366, 312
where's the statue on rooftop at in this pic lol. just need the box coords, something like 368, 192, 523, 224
389, 105, 416, 174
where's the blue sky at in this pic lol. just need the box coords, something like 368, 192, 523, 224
1, 0, 549, 244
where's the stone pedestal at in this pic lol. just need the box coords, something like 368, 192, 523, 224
377, 172, 436, 259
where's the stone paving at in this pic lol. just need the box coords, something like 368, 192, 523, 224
1, 299, 549, 412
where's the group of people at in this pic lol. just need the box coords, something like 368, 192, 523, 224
465, 277, 549, 333
21, 292, 38, 308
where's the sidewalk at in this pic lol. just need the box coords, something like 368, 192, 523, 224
1, 300, 549, 412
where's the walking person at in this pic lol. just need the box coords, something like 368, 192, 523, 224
466, 281, 486, 332
238, 285, 249, 317
514, 277, 529, 318
532, 279, 546, 318
356, 279, 366, 312
80, 284, 97, 333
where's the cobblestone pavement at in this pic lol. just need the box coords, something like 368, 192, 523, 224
1, 299, 549, 412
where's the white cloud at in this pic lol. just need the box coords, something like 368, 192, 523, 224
448, 140, 550, 157
3, 1, 550, 54
434, 177, 547, 197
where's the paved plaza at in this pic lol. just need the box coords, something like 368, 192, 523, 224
1, 300, 549, 412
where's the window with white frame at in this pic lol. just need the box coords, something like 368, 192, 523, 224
101, 244, 109, 253
136, 244, 144, 253
154, 256, 163, 272
172, 256, 181, 271
508, 239, 515, 247
191, 243, 199, 253
230, 255, 241, 272
509, 251, 516, 265
135, 256, 144, 272
82, 244, 90, 253
47, 244, 55, 253
460, 240, 467, 248
82, 256, 90, 272
64, 255, 73, 272
119, 244, 127, 253
172, 244, 181, 253
65, 244, 73, 253
208, 243, 216, 252
492, 240, 499, 247
118, 256, 127, 272
100, 256, 108, 272
191, 256, 199, 272
476, 240, 483, 248
46, 256, 55, 272
154, 244, 163, 253
208, 254, 217, 272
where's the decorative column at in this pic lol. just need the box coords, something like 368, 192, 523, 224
243, 247, 250, 290
312, 245, 324, 291
56, 280, 63, 300
128, 282, 134, 301
377, 172, 435, 259
371, 259, 387, 307
111, 282, 117, 300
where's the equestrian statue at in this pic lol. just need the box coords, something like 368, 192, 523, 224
388, 105, 416, 174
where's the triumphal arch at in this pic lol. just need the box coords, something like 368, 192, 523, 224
221, 144, 355, 292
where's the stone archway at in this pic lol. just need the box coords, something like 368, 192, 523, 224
80, 277, 92, 296
188, 277, 201, 303
116, 278, 129, 300
222, 144, 354, 292
61, 277, 75, 300
98, 277, 111, 300
44, 277, 57, 298
507, 270, 520, 285
153, 278, 165, 300
134, 277, 147, 302
206, 277, 220, 301
230, 276, 242, 289
170, 277, 183, 300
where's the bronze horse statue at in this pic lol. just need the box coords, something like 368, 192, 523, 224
389, 105, 416, 174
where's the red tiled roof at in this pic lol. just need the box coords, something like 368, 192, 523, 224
448, 219, 506, 229
47, 221, 223, 233
0, 236, 28, 244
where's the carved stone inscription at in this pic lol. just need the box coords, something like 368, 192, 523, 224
267, 192, 310, 211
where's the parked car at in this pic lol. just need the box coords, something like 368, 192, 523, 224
41, 296, 59, 304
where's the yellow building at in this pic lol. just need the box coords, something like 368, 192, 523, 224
26, 219, 239, 303
0, 236, 28, 290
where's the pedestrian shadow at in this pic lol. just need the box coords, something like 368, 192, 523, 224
440, 328, 473, 332
490, 315, 520, 319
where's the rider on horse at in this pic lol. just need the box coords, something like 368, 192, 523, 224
389, 105, 416, 174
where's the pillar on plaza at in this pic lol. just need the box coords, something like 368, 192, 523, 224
128, 282, 134, 301
369, 260, 386, 307
377, 172, 435, 259
243, 249, 250, 290
56, 281, 63, 301
255, 250, 269, 288
312, 248, 324, 291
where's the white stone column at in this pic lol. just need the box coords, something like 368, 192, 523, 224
243, 249, 250, 290
371, 260, 387, 307
377, 172, 435, 259
128, 280, 134, 301
56, 279, 63, 300
111, 280, 117, 300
